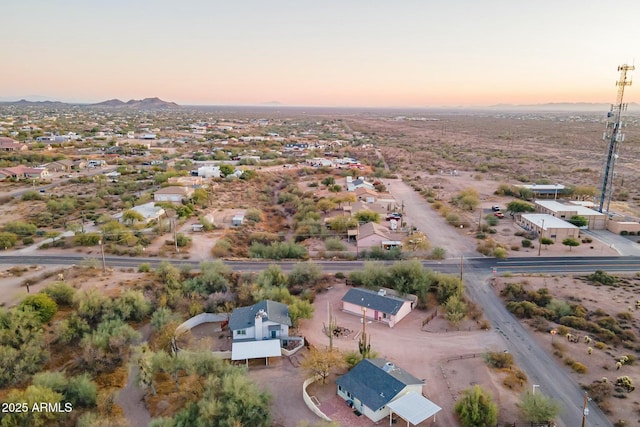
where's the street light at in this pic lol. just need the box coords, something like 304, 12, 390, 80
581, 391, 591, 427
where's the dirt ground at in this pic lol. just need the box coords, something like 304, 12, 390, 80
492, 273, 640, 425
297, 281, 515, 427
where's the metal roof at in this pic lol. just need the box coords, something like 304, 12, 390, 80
228, 300, 291, 331
231, 339, 282, 361
387, 392, 441, 425
342, 288, 410, 315
335, 358, 422, 411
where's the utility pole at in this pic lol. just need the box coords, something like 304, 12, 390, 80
173, 219, 179, 253
99, 235, 106, 273
459, 256, 464, 283
598, 64, 634, 213
538, 218, 545, 256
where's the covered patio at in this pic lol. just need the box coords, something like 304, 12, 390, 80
387, 393, 441, 426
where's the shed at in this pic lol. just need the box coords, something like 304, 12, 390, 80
232, 214, 244, 226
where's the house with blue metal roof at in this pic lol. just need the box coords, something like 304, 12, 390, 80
341, 287, 414, 328
336, 358, 440, 424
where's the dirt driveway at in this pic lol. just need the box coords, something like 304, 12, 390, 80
297, 281, 509, 427
386, 178, 475, 258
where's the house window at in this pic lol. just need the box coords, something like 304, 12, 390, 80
237, 329, 246, 335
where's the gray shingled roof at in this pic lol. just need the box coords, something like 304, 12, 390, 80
228, 300, 291, 331
342, 287, 410, 315
336, 358, 422, 411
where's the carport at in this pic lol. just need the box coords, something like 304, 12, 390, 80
231, 340, 282, 368
387, 392, 441, 426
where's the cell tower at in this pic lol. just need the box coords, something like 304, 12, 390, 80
597, 64, 635, 214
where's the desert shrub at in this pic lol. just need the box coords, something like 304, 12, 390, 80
211, 238, 232, 257
585, 378, 613, 403
3, 221, 38, 236
112, 290, 151, 321
175, 233, 191, 247
445, 213, 460, 225
73, 289, 113, 325
572, 362, 588, 373
560, 315, 588, 330
42, 282, 76, 306
501, 282, 526, 301
138, 263, 151, 273
430, 247, 446, 260
0, 232, 18, 249
587, 270, 617, 286
33, 372, 97, 408
521, 239, 532, 248
361, 247, 402, 260
288, 262, 322, 288
546, 299, 572, 319
507, 301, 552, 319
617, 311, 633, 321
19, 293, 58, 323
54, 312, 91, 344
245, 208, 262, 223
324, 238, 346, 251
74, 233, 102, 246
249, 241, 307, 260
484, 351, 513, 369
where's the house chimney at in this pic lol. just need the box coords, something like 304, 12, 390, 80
254, 310, 265, 340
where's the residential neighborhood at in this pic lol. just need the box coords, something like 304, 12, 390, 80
1, 101, 639, 427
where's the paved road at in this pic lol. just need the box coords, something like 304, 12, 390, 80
1, 254, 639, 275
584, 229, 640, 256
465, 265, 610, 427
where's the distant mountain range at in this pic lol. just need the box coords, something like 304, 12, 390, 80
0, 97, 180, 110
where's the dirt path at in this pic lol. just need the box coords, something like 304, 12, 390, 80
386, 177, 477, 258
116, 323, 152, 427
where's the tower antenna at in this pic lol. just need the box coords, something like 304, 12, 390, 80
597, 64, 635, 214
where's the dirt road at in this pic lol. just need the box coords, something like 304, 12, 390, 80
386, 178, 475, 258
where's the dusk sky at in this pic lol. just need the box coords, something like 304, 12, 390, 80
2, 1, 640, 107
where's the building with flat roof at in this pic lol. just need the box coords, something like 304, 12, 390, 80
535, 200, 606, 230
520, 213, 579, 240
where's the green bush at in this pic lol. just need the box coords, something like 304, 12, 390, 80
521, 239, 532, 248
175, 233, 191, 247
138, 263, 151, 273
245, 208, 262, 223
3, 221, 38, 236
42, 282, 76, 306
249, 241, 307, 260
0, 232, 18, 249
587, 270, 616, 286
19, 293, 58, 323
73, 232, 101, 246
484, 351, 513, 369
324, 238, 346, 251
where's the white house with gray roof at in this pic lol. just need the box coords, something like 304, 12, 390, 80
341, 288, 413, 328
228, 300, 291, 342
228, 300, 292, 365
336, 358, 441, 424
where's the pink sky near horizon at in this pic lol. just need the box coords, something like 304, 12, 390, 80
2, 1, 639, 107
